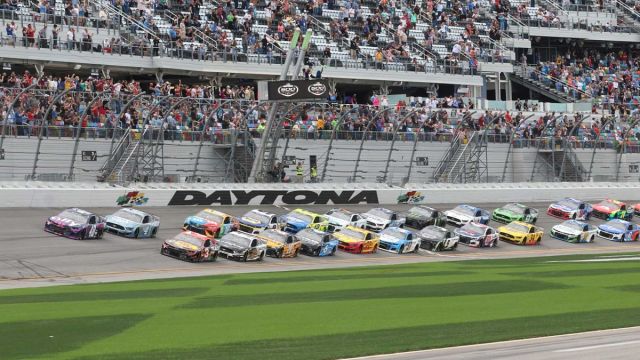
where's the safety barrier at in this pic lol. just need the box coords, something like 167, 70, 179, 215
1, 182, 639, 208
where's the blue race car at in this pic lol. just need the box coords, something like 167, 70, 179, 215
597, 219, 640, 242
104, 208, 160, 238
378, 227, 420, 253
296, 228, 338, 256
278, 209, 330, 233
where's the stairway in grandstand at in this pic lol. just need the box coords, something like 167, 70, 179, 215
509, 67, 585, 103
614, 0, 640, 32
531, 141, 587, 182
433, 131, 488, 183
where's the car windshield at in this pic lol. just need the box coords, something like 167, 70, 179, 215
562, 221, 585, 231
242, 210, 271, 224
596, 200, 620, 211
196, 210, 224, 223
605, 221, 627, 231
366, 209, 393, 220
113, 209, 143, 223
173, 233, 203, 247
326, 210, 352, 221
288, 211, 313, 223
223, 233, 252, 247
58, 209, 89, 223
460, 223, 485, 235
298, 229, 325, 242
504, 222, 531, 233
408, 206, 433, 217
502, 203, 525, 214
452, 205, 475, 216
383, 228, 407, 239
337, 228, 366, 240
260, 230, 287, 243
420, 226, 447, 239
556, 199, 579, 210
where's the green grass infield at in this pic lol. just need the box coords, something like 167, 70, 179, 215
3, 252, 640, 360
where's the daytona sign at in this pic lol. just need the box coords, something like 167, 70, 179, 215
168, 190, 380, 206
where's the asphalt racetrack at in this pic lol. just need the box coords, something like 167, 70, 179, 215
2, 202, 640, 289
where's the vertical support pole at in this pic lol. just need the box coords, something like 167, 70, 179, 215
32, 88, 72, 180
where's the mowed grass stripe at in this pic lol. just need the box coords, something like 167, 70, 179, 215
0, 314, 150, 360
71, 307, 640, 360
184, 280, 569, 308
223, 270, 475, 285
500, 266, 640, 278
0, 287, 209, 305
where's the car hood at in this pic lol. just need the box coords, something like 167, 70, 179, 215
494, 208, 519, 217
379, 234, 403, 243
549, 204, 575, 213
552, 225, 581, 235
239, 216, 267, 228
326, 216, 349, 226
593, 205, 615, 213
406, 213, 427, 221
166, 239, 200, 251
334, 233, 363, 243
454, 228, 482, 238
598, 224, 625, 234
362, 214, 388, 224
219, 241, 248, 251
187, 216, 218, 227
445, 210, 473, 221
48, 216, 82, 228
105, 215, 138, 227
282, 216, 309, 228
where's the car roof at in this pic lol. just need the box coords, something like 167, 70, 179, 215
606, 219, 630, 225
247, 209, 276, 217
202, 208, 229, 217
563, 220, 587, 226
343, 225, 375, 234
293, 208, 321, 217
70, 207, 93, 215
225, 231, 257, 240
176, 230, 208, 242
424, 225, 448, 231
383, 227, 412, 235
119, 208, 147, 216
299, 227, 329, 235
510, 221, 532, 227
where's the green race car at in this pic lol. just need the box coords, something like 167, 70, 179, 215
491, 203, 538, 224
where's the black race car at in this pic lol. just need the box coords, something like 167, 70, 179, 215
404, 206, 446, 229
296, 228, 339, 257
161, 231, 219, 262
218, 232, 267, 262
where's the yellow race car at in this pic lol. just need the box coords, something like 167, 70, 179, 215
255, 229, 302, 258
498, 221, 544, 246
334, 225, 380, 254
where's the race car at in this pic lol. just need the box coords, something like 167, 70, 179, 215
334, 225, 380, 254
550, 220, 597, 243
547, 198, 592, 221
218, 232, 267, 261
324, 208, 366, 230
296, 228, 339, 257
183, 209, 238, 238
404, 205, 446, 229
591, 199, 632, 221
44, 208, 105, 240
634, 203, 640, 217
444, 204, 490, 227
255, 229, 301, 258
160, 231, 219, 262
417, 225, 459, 251
491, 203, 538, 224
378, 227, 420, 254
104, 208, 160, 238
454, 222, 498, 248
279, 208, 331, 233
497, 221, 544, 246
597, 219, 640, 242
361, 208, 406, 231
237, 209, 280, 234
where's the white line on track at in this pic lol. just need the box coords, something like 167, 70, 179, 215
553, 340, 640, 353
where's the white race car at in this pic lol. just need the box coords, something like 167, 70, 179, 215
361, 208, 406, 232
324, 208, 366, 230
444, 204, 491, 227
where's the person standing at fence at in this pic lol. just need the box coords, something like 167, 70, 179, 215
296, 162, 304, 183
310, 165, 318, 183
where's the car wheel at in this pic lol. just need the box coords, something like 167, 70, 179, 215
151, 228, 157, 238
413, 244, 420, 253
536, 237, 541, 245
258, 251, 265, 261
532, 218, 537, 224
314, 248, 321, 256
276, 248, 283, 258
452, 242, 458, 250
293, 248, 299, 257
134, 228, 139, 238
211, 252, 218, 262
372, 244, 378, 253
80, 229, 86, 240
589, 235, 595, 243
572, 213, 576, 220
97, 229, 103, 239
398, 245, 405, 254
243, 252, 249, 262
330, 246, 336, 256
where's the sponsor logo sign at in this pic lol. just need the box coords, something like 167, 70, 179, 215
168, 190, 379, 206
277, 83, 299, 97
267, 79, 330, 101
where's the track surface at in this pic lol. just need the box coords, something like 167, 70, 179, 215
2, 202, 640, 289
344, 326, 640, 360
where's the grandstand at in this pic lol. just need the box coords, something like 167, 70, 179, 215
1, 0, 640, 184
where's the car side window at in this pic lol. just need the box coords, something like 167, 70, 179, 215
524, 209, 530, 215
250, 239, 257, 248
143, 216, 150, 224
529, 228, 535, 234
351, 215, 358, 222
89, 216, 96, 224
475, 211, 481, 217
271, 217, 278, 224
583, 225, 588, 232
323, 237, 330, 243
204, 240, 211, 248
487, 229, 493, 235
579, 204, 585, 209
313, 217, 320, 223
391, 214, 397, 220
365, 233, 372, 240
629, 225, 634, 231
224, 217, 230, 224
621, 205, 627, 211
407, 233, 413, 240
286, 237, 293, 244
433, 211, 439, 218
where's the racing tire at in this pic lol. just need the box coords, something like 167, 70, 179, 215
358, 245, 364, 254
314, 248, 321, 256
80, 230, 86, 240
372, 244, 378, 253
258, 251, 265, 261
398, 245, 405, 254
452, 242, 458, 250
293, 248, 299, 257
243, 252, 249, 262
330, 246, 336, 256
275, 248, 283, 258
532, 218, 537, 224
151, 228, 157, 238
133, 228, 139, 238
571, 213, 577, 220
413, 244, 420, 253
210, 252, 218, 262
536, 237, 541, 245
589, 235, 595, 243
491, 239, 498, 248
